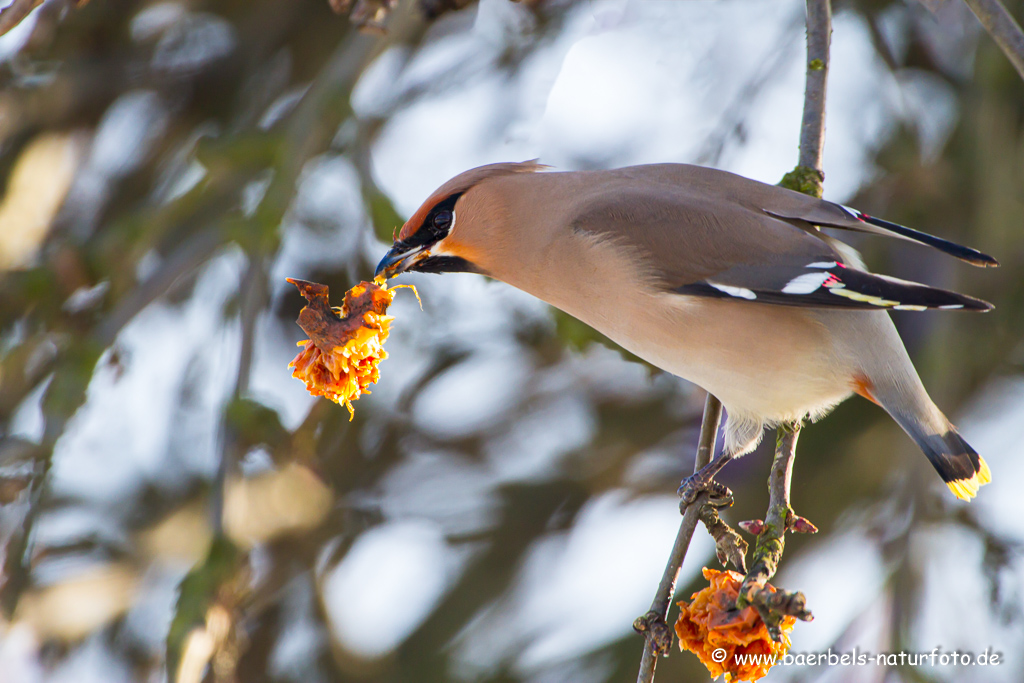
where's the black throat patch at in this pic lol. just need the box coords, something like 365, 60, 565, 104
410, 255, 480, 274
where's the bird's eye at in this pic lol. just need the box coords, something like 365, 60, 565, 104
432, 210, 453, 231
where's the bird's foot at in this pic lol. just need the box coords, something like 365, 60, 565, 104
678, 473, 733, 508
633, 611, 674, 656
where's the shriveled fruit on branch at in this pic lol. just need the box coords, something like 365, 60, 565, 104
675, 567, 796, 682
287, 277, 418, 418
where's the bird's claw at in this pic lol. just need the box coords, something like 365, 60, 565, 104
678, 474, 732, 508
633, 611, 674, 656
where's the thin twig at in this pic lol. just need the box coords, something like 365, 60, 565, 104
0, 350, 94, 616
799, 0, 831, 174
724, 0, 831, 647
735, 425, 813, 638
695, 11, 804, 167
210, 255, 266, 534
634, 393, 722, 683
781, 0, 832, 197
698, 498, 749, 574
963, 0, 1024, 82
640, 1, 833, 678
0, 0, 42, 39
0, 443, 48, 616
94, 228, 227, 346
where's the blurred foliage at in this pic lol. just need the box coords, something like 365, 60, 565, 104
0, 1, 1021, 682
166, 534, 241, 683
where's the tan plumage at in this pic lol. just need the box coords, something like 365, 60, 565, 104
376, 162, 994, 500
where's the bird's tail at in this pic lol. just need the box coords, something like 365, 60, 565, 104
826, 310, 991, 501
857, 371, 991, 501
893, 415, 990, 500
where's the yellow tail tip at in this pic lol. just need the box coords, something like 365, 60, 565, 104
977, 456, 992, 484
946, 457, 992, 501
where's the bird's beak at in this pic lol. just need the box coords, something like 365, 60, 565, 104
375, 244, 429, 279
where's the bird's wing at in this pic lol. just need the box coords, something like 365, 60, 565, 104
673, 262, 992, 311
759, 197, 998, 268
622, 163, 998, 267
567, 179, 993, 312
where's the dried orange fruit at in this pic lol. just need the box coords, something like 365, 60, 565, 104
287, 277, 418, 419
675, 567, 795, 682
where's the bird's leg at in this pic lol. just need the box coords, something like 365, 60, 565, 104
677, 450, 734, 507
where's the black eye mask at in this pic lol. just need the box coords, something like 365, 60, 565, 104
395, 192, 462, 250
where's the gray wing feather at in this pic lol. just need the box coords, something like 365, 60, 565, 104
566, 167, 993, 311
595, 164, 996, 267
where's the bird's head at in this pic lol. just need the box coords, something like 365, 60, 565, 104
375, 160, 545, 279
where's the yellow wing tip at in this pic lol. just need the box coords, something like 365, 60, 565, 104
946, 458, 992, 501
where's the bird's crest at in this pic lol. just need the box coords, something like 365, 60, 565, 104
398, 160, 547, 241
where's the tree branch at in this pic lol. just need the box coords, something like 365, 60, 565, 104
210, 255, 267, 535
0, 0, 42, 39
634, 393, 722, 683
636, 1, 833, 678
781, 0, 832, 197
963, 0, 1024, 82
799, 0, 831, 173
736, 425, 814, 639
698, 495, 749, 574
729, 0, 831, 646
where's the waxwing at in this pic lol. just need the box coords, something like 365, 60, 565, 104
376, 162, 995, 500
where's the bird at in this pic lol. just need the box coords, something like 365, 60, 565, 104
375, 161, 995, 501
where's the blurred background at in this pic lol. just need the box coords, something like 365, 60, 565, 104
0, 0, 1022, 681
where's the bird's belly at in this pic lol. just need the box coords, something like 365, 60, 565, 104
497, 232, 852, 422
560, 292, 852, 422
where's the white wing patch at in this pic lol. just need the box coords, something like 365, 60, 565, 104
709, 283, 757, 300
805, 261, 837, 269
781, 272, 832, 294
838, 204, 864, 220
